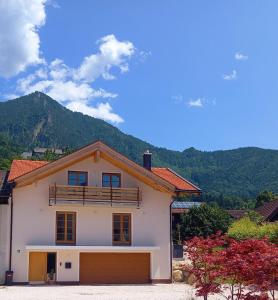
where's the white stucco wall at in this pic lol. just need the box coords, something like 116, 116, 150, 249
0, 203, 10, 284
56, 250, 79, 282
11, 156, 172, 283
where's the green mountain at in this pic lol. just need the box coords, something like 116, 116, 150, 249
0, 134, 22, 170
1, 91, 278, 209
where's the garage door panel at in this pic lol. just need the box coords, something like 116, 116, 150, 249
80, 253, 150, 284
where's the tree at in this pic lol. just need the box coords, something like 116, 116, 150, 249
41, 149, 60, 162
0, 134, 22, 170
255, 191, 274, 208
180, 204, 231, 240
185, 235, 278, 300
184, 233, 225, 300
221, 238, 278, 300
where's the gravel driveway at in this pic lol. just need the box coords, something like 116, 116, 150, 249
0, 284, 222, 300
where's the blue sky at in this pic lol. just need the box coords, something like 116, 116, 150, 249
0, 1, 278, 151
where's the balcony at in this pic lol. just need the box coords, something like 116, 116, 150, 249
49, 184, 142, 207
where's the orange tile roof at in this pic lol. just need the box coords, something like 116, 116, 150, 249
151, 167, 201, 193
8, 160, 49, 182
7, 159, 201, 194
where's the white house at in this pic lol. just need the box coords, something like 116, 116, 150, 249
0, 141, 200, 284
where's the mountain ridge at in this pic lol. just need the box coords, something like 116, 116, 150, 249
1, 91, 278, 209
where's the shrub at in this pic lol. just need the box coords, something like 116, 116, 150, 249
260, 222, 278, 244
180, 204, 231, 240
228, 217, 278, 243
228, 217, 259, 240
246, 210, 264, 223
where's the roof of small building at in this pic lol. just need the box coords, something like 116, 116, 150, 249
8, 160, 49, 182
0, 170, 11, 203
172, 201, 202, 209
0, 170, 6, 183
33, 147, 48, 153
151, 168, 201, 193
0, 171, 7, 190
227, 209, 247, 219
256, 200, 278, 221
33, 147, 63, 154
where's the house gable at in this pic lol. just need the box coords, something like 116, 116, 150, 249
9, 141, 200, 195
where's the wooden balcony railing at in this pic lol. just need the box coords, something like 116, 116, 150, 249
49, 184, 142, 207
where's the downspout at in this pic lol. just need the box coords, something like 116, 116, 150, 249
169, 196, 175, 283
8, 185, 14, 271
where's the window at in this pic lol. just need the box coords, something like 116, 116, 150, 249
56, 212, 76, 244
113, 213, 131, 245
102, 173, 121, 188
68, 171, 88, 186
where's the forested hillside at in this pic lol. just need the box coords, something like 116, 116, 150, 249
1, 92, 278, 209
0, 134, 22, 170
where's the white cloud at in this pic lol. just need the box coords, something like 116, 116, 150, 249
174, 96, 216, 108
76, 35, 135, 82
46, 0, 60, 9
0, 1, 139, 124
235, 52, 248, 61
0, 0, 46, 77
188, 98, 203, 108
13, 34, 136, 123
49, 59, 72, 80
172, 95, 183, 104
15, 62, 120, 122
223, 70, 237, 80
67, 101, 123, 124
138, 50, 152, 62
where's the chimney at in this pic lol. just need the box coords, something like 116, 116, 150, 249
143, 150, 152, 170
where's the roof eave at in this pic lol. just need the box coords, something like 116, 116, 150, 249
175, 188, 202, 195
166, 168, 201, 191
11, 141, 177, 194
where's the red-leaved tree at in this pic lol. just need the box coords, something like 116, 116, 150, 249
184, 233, 226, 300
185, 235, 278, 300
220, 238, 278, 300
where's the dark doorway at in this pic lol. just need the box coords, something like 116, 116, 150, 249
47, 253, 56, 274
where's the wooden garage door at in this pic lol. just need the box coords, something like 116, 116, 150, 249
79, 253, 150, 284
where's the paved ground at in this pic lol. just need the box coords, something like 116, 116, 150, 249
0, 284, 225, 300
